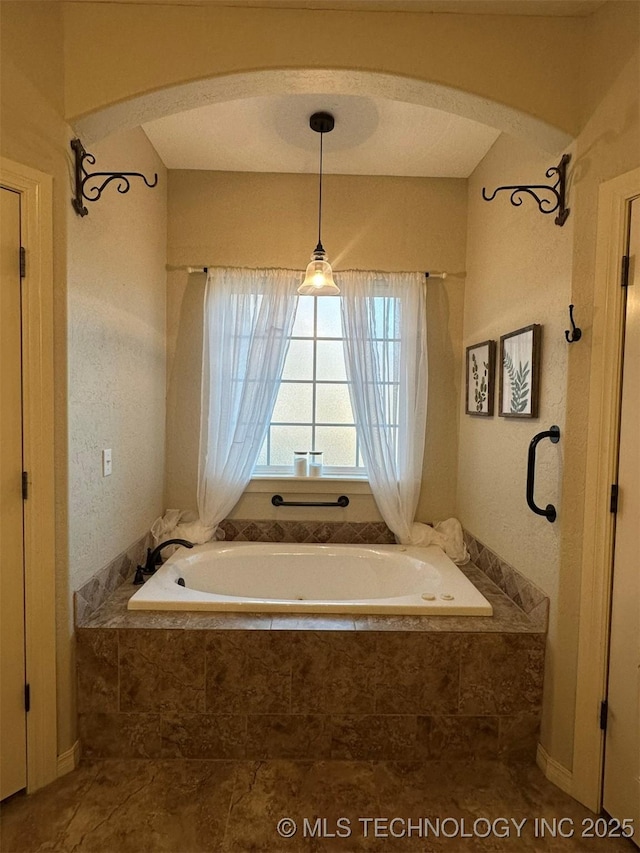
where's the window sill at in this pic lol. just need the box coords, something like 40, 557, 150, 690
247, 475, 372, 495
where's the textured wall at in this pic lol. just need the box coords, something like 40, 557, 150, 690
457, 0, 640, 775
555, 1, 639, 768
457, 132, 574, 769
0, 0, 73, 756
62, 3, 581, 140
67, 126, 167, 594
165, 169, 467, 523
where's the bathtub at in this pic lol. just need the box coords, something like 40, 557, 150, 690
128, 542, 492, 616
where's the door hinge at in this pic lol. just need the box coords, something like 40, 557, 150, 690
610, 484, 618, 514
25, 684, 31, 713
621, 254, 630, 288
19, 246, 26, 279
600, 699, 608, 732
22, 471, 28, 500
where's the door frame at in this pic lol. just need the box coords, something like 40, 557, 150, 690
572, 166, 640, 811
0, 158, 57, 792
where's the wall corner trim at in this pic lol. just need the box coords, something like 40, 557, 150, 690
536, 743, 573, 796
57, 741, 81, 779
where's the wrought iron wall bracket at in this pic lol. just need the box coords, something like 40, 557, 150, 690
482, 153, 570, 226
71, 138, 159, 217
271, 494, 349, 508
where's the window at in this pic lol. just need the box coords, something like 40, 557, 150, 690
254, 296, 366, 476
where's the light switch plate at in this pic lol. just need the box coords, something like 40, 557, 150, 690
102, 448, 112, 477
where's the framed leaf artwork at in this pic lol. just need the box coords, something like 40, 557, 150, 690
499, 324, 542, 418
465, 340, 496, 416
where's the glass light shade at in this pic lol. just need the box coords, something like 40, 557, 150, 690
298, 251, 340, 296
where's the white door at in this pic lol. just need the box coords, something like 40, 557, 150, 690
0, 186, 27, 800
603, 196, 640, 845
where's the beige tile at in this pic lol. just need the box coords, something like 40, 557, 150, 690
330, 714, 417, 760
187, 611, 272, 630
270, 615, 357, 631
459, 634, 545, 715
205, 632, 291, 713
245, 714, 330, 759
119, 629, 205, 713
78, 712, 162, 758
375, 634, 461, 714
423, 715, 500, 760
291, 633, 376, 714
225, 760, 383, 852
161, 713, 246, 759
76, 628, 119, 713
498, 712, 541, 762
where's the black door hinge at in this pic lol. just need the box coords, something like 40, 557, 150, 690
25, 684, 31, 713
600, 699, 608, 732
621, 255, 630, 288
19, 246, 26, 279
22, 471, 28, 500
610, 484, 618, 514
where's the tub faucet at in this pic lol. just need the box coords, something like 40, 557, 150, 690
133, 538, 194, 585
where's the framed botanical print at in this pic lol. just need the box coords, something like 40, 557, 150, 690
499, 324, 541, 418
465, 340, 496, 416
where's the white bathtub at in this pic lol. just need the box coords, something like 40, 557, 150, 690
128, 542, 492, 616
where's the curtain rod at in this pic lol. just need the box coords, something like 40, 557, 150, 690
167, 264, 450, 280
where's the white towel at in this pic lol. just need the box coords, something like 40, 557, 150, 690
405, 517, 470, 565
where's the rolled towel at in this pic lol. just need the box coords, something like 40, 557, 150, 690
405, 518, 469, 565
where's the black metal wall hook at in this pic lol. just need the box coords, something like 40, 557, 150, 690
482, 153, 571, 226
71, 138, 159, 217
565, 304, 582, 343
526, 426, 561, 523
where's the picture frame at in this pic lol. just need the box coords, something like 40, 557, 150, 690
499, 324, 542, 418
465, 339, 496, 416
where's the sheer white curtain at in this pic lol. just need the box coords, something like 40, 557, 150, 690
340, 271, 428, 544
198, 268, 297, 536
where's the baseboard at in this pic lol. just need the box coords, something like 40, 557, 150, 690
57, 740, 81, 778
537, 743, 573, 795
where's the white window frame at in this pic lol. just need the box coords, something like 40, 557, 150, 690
254, 295, 367, 479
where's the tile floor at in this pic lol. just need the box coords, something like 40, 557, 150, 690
0, 760, 635, 852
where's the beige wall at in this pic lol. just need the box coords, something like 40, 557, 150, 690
67, 126, 167, 593
1, 4, 169, 757
61, 2, 581, 142
0, 0, 74, 756
2, 0, 637, 783
166, 169, 466, 523
457, 0, 639, 775
557, 0, 639, 767
457, 131, 573, 766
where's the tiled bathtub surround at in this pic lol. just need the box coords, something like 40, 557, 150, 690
218, 518, 395, 545
463, 530, 549, 629
77, 627, 544, 763
74, 532, 151, 625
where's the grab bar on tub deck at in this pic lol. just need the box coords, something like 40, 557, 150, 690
526, 425, 560, 523
271, 494, 349, 508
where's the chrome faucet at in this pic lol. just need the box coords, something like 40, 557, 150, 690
133, 538, 194, 585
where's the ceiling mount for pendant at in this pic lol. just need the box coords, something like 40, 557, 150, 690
298, 111, 340, 296
309, 112, 335, 134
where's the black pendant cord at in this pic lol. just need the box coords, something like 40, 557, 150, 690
316, 130, 324, 252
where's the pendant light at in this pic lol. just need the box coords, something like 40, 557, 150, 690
298, 112, 340, 296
